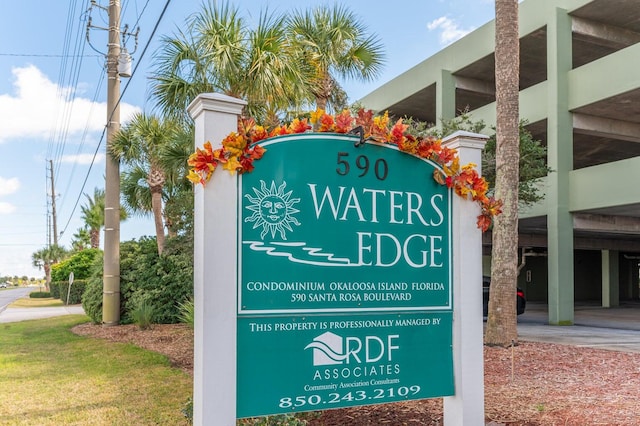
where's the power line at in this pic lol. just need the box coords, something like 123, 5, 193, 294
57, 71, 106, 214
0, 53, 101, 57
58, 0, 173, 239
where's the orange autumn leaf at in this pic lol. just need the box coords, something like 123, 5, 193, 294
187, 144, 212, 169
335, 110, 354, 133
416, 137, 438, 159
187, 169, 206, 185
222, 156, 241, 174
249, 144, 266, 160
318, 113, 336, 132
289, 118, 312, 134
309, 108, 325, 126
221, 133, 246, 156
355, 108, 374, 136
239, 156, 256, 173
472, 177, 489, 201
477, 214, 493, 232
389, 119, 408, 145
371, 111, 390, 140
443, 156, 460, 177
268, 126, 292, 138
398, 134, 418, 154
251, 125, 268, 143
483, 197, 503, 217
438, 147, 457, 164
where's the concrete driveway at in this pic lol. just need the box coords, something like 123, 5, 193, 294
517, 302, 640, 353
0, 305, 86, 323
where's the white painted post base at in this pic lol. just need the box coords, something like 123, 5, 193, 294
442, 131, 488, 425
188, 93, 247, 426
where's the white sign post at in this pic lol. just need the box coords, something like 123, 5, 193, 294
66, 272, 74, 305
188, 93, 246, 426
442, 130, 488, 426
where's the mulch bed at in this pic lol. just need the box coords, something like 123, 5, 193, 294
72, 323, 640, 425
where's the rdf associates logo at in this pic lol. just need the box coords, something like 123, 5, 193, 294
305, 331, 400, 366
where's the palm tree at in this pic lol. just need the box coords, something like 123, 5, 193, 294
287, 4, 385, 111
80, 188, 105, 249
71, 227, 91, 251
110, 113, 188, 254
485, 0, 520, 347
120, 163, 192, 239
31, 244, 68, 291
151, 1, 304, 123
79, 187, 127, 249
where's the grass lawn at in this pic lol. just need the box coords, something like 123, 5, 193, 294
9, 297, 65, 308
0, 315, 192, 425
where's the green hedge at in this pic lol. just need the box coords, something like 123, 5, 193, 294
30, 291, 51, 298
52, 280, 86, 305
51, 248, 101, 282
50, 281, 60, 299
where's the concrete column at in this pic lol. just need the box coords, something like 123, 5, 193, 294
442, 131, 488, 426
188, 93, 247, 425
602, 250, 620, 308
436, 69, 456, 127
546, 8, 574, 325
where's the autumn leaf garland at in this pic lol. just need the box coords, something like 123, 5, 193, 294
187, 109, 502, 232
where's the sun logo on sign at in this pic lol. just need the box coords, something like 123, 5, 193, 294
244, 180, 301, 240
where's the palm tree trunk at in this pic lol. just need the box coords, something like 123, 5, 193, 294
314, 73, 333, 111
44, 264, 51, 292
485, 0, 520, 347
147, 167, 166, 255
90, 228, 100, 249
151, 189, 165, 255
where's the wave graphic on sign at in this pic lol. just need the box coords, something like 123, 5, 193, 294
243, 241, 358, 267
304, 341, 348, 365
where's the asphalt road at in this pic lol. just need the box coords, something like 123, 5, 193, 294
0, 286, 85, 323
0, 286, 33, 312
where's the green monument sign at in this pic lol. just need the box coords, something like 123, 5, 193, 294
236, 133, 453, 418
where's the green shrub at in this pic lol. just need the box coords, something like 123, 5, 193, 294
82, 235, 193, 325
130, 300, 156, 330
57, 280, 86, 304
50, 281, 60, 299
81, 255, 107, 324
177, 297, 194, 328
120, 235, 193, 324
51, 248, 101, 282
29, 291, 51, 298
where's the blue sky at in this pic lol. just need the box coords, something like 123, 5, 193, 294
0, 0, 496, 278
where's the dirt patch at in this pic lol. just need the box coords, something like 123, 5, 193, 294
72, 323, 640, 425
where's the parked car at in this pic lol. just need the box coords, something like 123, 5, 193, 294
0, 283, 7, 288
482, 276, 526, 317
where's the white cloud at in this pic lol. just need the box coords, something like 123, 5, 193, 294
427, 16, 475, 46
61, 153, 105, 165
0, 202, 16, 214
0, 65, 140, 143
0, 176, 20, 196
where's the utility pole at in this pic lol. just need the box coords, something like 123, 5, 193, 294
49, 159, 59, 246
86, 0, 137, 326
103, 0, 122, 326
